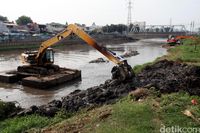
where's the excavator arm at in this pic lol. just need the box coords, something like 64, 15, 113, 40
36, 24, 124, 65
21, 24, 134, 81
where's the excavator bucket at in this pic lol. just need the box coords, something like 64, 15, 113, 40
111, 60, 135, 81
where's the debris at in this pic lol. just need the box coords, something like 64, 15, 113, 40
183, 109, 200, 123
137, 60, 200, 95
121, 51, 139, 58
191, 99, 198, 105
129, 88, 149, 101
89, 58, 108, 63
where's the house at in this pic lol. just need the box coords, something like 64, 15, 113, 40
38, 24, 47, 33
84, 23, 102, 33
27, 23, 40, 34
0, 21, 9, 33
4, 22, 18, 33
46, 22, 66, 33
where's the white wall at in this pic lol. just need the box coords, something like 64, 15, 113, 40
0, 21, 9, 33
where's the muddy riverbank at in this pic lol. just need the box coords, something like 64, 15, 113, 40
6, 59, 200, 118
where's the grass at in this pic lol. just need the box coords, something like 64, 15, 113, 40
160, 92, 200, 128
133, 38, 200, 73
133, 62, 154, 74
94, 97, 157, 133
163, 44, 200, 64
0, 115, 51, 133
0, 109, 74, 133
22, 92, 200, 133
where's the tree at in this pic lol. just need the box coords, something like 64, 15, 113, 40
102, 24, 127, 33
0, 15, 8, 22
16, 15, 33, 25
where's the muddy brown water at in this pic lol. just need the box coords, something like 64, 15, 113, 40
0, 39, 167, 108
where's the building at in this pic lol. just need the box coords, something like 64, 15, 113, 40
84, 23, 102, 33
46, 22, 66, 33
38, 24, 47, 33
27, 23, 40, 34
4, 22, 18, 33
0, 21, 9, 33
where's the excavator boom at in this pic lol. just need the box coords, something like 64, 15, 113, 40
21, 24, 134, 81
36, 24, 124, 65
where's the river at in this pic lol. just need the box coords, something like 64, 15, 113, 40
0, 39, 167, 108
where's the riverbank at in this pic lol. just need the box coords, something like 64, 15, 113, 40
0, 34, 137, 51
1, 38, 200, 132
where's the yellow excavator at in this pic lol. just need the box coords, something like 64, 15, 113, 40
19, 24, 134, 81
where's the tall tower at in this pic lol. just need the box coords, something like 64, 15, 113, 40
127, 0, 132, 32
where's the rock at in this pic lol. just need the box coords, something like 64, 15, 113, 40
39, 106, 60, 117
89, 58, 108, 63
121, 51, 139, 58
48, 100, 62, 108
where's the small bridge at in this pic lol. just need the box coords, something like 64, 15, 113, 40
128, 25, 187, 39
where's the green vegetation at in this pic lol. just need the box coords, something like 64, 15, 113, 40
162, 38, 200, 65
160, 92, 200, 127
102, 24, 128, 33
94, 97, 157, 133
0, 91, 189, 133
0, 115, 51, 133
16, 15, 33, 26
133, 38, 200, 74
0, 15, 8, 22
19, 92, 199, 133
133, 62, 154, 74
0, 109, 74, 133
0, 101, 20, 120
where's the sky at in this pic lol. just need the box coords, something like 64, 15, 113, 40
0, 0, 200, 27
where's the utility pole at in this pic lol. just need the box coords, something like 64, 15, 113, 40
127, 0, 132, 33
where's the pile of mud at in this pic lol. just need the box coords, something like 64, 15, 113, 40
121, 51, 139, 58
17, 78, 136, 117
11, 60, 200, 117
137, 60, 200, 95
89, 58, 108, 63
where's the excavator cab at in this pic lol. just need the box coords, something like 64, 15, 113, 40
42, 48, 54, 65
21, 48, 54, 65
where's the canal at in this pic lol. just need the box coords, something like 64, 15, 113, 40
0, 39, 167, 107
